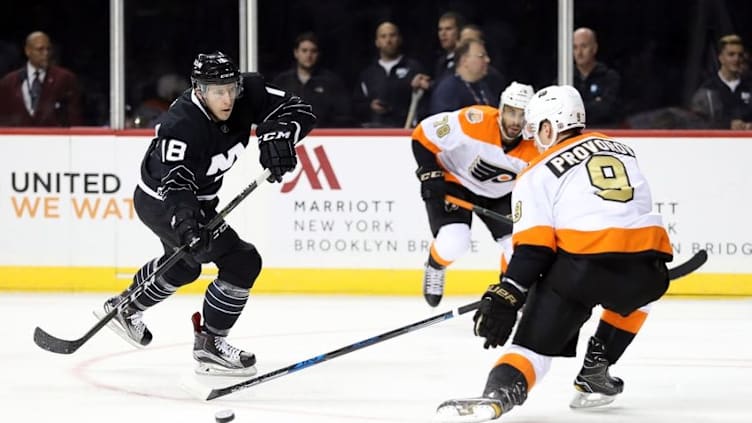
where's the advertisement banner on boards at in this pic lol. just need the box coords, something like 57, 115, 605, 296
0, 133, 750, 293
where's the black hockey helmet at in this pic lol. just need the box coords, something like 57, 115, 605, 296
191, 51, 240, 87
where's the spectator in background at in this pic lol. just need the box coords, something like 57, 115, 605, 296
698, 34, 752, 130
0, 31, 82, 126
625, 88, 725, 129
128, 73, 189, 128
273, 32, 352, 127
353, 21, 430, 127
408, 12, 464, 125
573, 27, 621, 127
434, 11, 465, 82
428, 37, 496, 115
459, 24, 507, 99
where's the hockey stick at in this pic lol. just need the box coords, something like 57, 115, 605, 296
444, 193, 709, 280
668, 249, 707, 280
434, 251, 708, 421
201, 301, 482, 400
33, 168, 274, 355
445, 194, 513, 226
404, 88, 425, 129
200, 250, 706, 400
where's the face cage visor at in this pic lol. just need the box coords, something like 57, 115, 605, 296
193, 74, 243, 99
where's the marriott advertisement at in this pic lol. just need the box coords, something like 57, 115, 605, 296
0, 132, 749, 295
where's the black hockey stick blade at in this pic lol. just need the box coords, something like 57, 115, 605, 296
33, 306, 120, 354
203, 301, 481, 400
32, 246, 188, 354
33, 169, 274, 355
669, 249, 708, 280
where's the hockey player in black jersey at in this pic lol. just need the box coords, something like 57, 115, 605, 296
97, 51, 316, 376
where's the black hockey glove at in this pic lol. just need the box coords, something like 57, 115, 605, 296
171, 208, 209, 255
257, 121, 298, 183
416, 166, 447, 208
473, 277, 527, 349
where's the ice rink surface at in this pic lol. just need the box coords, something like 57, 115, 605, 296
3, 293, 751, 422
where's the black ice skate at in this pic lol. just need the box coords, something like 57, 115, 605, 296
435, 397, 504, 422
95, 295, 153, 348
423, 262, 446, 307
435, 378, 526, 422
192, 312, 257, 376
570, 336, 624, 409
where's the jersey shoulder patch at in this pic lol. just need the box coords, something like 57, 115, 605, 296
458, 106, 501, 146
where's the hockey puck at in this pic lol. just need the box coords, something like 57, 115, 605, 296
215, 409, 235, 423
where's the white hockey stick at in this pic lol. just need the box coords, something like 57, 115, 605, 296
404, 88, 425, 129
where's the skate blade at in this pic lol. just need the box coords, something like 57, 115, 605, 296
569, 391, 617, 409
92, 310, 146, 350
434, 398, 503, 423
195, 362, 258, 377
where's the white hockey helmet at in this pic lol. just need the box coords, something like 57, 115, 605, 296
499, 81, 535, 110
498, 81, 534, 140
525, 85, 586, 151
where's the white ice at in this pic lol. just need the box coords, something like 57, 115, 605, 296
3, 293, 751, 422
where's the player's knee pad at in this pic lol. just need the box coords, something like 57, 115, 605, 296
216, 240, 262, 290
433, 223, 472, 263
163, 257, 202, 287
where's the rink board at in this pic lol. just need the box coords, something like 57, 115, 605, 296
0, 129, 750, 295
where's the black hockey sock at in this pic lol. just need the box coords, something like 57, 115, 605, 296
483, 363, 529, 406
203, 279, 249, 336
128, 258, 178, 311
594, 321, 636, 364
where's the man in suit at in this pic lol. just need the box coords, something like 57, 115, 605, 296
0, 31, 83, 126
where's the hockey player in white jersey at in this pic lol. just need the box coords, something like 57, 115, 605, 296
412, 81, 537, 307
436, 85, 673, 422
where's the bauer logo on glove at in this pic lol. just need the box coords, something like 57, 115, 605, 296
487, 284, 522, 306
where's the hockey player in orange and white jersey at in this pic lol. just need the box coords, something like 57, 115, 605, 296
435, 85, 673, 422
411, 81, 538, 307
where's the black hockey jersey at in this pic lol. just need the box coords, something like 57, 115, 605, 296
137, 72, 316, 216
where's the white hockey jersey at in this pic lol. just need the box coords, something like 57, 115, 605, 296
511, 132, 672, 256
412, 105, 539, 198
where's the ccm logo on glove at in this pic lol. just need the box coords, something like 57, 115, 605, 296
258, 130, 292, 142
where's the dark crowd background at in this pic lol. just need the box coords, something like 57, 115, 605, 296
1, 0, 750, 127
